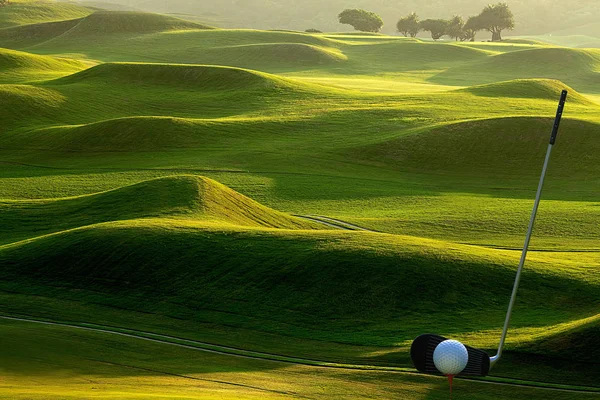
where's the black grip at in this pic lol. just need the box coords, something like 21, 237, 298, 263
550, 90, 568, 145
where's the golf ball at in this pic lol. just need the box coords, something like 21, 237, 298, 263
433, 340, 469, 375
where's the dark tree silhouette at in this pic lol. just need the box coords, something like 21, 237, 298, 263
338, 9, 384, 33
476, 3, 515, 41
420, 19, 448, 41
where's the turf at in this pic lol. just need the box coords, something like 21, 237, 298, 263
0, 4, 599, 398
0, 47, 87, 82
3, 318, 597, 400
0, 0, 92, 29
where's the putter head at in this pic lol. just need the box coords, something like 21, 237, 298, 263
411, 334, 490, 377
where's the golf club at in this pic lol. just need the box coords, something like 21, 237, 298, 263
411, 89, 568, 378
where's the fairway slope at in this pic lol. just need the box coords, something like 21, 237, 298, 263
201, 42, 347, 69
525, 316, 600, 363
57, 10, 211, 36
344, 41, 492, 72
433, 47, 600, 90
0, 48, 86, 82
55, 62, 293, 90
0, 84, 65, 128
0, 221, 598, 350
0, 18, 82, 49
0, 175, 319, 244
353, 117, 600, 178
0, 0, 92, 29
461, 79, 592, 104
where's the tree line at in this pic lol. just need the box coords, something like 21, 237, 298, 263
339, 3, 515, 42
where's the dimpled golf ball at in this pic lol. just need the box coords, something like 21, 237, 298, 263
433, 340, 469, 376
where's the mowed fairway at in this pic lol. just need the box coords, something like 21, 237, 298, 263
0, 2, 599, 399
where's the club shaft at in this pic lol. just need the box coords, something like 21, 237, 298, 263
489, 90, 566, 368
490, 143, 553, 366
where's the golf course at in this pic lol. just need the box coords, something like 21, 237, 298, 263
0, 1, 599, 398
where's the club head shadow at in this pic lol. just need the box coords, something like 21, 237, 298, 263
410, 334, 490, 377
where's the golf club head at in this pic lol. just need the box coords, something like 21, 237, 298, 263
411, 334, 490, 377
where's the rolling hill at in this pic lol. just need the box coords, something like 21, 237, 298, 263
0, 0, 92, 28
432, 47, 600, 92
0, 47, 87, 82
0, 175, 321, 245
0, 3, 599, 397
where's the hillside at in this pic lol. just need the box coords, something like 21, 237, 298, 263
0, 0, 92, 28
0, 219, 598, 367
352, 117, 600, 178
459, 79, 591, 103
0, 175, 320, 245
432, 48, 600, 92
0, 47, 87, 82
0, 3, 599, 396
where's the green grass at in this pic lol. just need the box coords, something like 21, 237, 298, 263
432, 47, 600, 93
0, 176, 320, 245
0, 5, 600, 398
4, 318, 598, 400
0, 47, 87, 82
0, 0, 92, 28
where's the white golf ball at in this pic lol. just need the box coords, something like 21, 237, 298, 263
433, 340, 469, 375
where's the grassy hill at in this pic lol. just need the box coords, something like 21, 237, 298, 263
0, 47, 87, 82
0, 176, 320, 245
57, 10, 212, 36
353, 117, 600, 178
0, 4, 599, 398
0, 216, 598, 384
432, 47, 600, 92
0, 0, 92, 28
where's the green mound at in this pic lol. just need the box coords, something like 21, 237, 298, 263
0, 0, 92, 29
0, 18, 81, 49
0, 47, 86, 82
501, 38, 546, 45
0, 175, 320, 245
54, 63, 291, 90
433, 47, 600, 90
0, 116, 250, 152
520, 315, 600, 364
354, 117, 600, 178
344, 41, 491, 72
0, 219, 597, 349
202, 43, 347, 69
461, 79, 592, 103
59, 11, 211, 36
0, 84, 65, 129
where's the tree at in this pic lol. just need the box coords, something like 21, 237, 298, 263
463, 15, 484, 41
476, 3, 515, 41
446, 15, 464, 41
420, 19, 448, 41
396, 12, 420, 38
338, 9, 384, 33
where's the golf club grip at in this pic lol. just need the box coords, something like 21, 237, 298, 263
549, 90, 568, 145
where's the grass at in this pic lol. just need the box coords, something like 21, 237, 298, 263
0, 0, 92, 29
0, 47, 87, 82
0, 5, 599, 398
4, 318, 598, 400
0, 176, 321, 245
